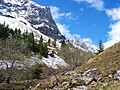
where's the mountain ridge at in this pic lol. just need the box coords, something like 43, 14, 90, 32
0, 0, 65, 40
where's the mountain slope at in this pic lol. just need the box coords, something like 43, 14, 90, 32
0, 0, 65, 40
76, 41, 120, 75
33, 41, 120, 90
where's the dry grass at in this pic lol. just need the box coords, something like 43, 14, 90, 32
75, 41, 120, 76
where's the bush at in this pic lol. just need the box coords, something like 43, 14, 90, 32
32, 64, 43, 79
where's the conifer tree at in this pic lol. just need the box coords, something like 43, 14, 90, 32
97, 39, 104, 54
43, 43, 48, 58
39, 36, 43, 44
39, 36, 44, 56
61, 39, 66, 47
27, 32, 35, 53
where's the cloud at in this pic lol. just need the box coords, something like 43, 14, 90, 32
50, 6, 81, 40
106, 8, 120, 21
104, 8, 120, 48
82, 38, 97, 52
56, 23, 84, 40
56, 23, 97, 52
79, 8, 84, 12
56, 23, 72, 39
50, 6, 97, 51
50, 6, 72, 21
74, 0, 104, 10
104, 21, 120, 48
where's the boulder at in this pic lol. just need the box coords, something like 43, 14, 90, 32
82, 68, 98, 85
114, 70, 120, 80
73, 86, 88, 90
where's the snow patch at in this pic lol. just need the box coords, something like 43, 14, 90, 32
0, 15, 49, 41
42, 55, 68, 69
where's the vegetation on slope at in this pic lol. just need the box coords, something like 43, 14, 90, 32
72, 41, 120, 90
0, 23, 95, 89
76, 41, 120, 75
59, 43, 94, 70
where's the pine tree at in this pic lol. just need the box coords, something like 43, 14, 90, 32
0, 23, 11, 39
97, 39, 104, 54
27, 32, 35, 53
61, 39, 66, 47
43, 43, 48, 58
39, 36, 43, 44
39, 36, 44, 56
22, 30, 28, 41
17, 29, 21, 37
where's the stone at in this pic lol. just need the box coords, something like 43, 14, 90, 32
73, 86, 88, 90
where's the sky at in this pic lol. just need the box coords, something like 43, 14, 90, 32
32, 0, 120, 49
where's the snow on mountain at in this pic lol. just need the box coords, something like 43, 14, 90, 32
0, 0, 65, 40
42, 55, 68, 69
0, 16, 49, 41
0, 0, 95, 69
0, 0, 66, 68
0, 0, 92, 51
67, 39, 96, 52
27, 55, 68, 69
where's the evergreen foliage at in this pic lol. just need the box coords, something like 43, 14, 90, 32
61, 39, 67, 47
97, 39, 104, 54
0, 23, 48, 58
32, 64, 43, 79
43, 43, 48, 58
0, 23, 49, 83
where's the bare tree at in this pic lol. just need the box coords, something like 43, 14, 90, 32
0, 37, 31, 83
60, 45, 94, 70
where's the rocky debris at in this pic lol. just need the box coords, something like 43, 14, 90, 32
65, 71, 81, 77
34, 68, 120, 90
69, 78, 86, 87
73, 86, 88, 90
114, 70, 120, 80
107, 70, 120, 81
82, 68, 99, 85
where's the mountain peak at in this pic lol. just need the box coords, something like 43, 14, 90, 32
0, 0, 65, 40
3, 0, 28, 5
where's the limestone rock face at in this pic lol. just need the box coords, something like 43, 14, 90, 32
0, 0, 65, 40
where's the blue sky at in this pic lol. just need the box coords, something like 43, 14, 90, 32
33, 0, 120, 49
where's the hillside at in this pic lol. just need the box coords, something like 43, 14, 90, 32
76, 41, 120, 75
33, 41, 120, 90
0, 23, 95, 90
1, 0, 118, 90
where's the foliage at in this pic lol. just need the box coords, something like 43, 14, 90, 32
60, 44, 94, 70
76, 41, 120, 76
61, 39, 67, 47
32, 64, 43, 79
0, 23, 49, 83
97, 39, 104, 54
43, 43, 48, 58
